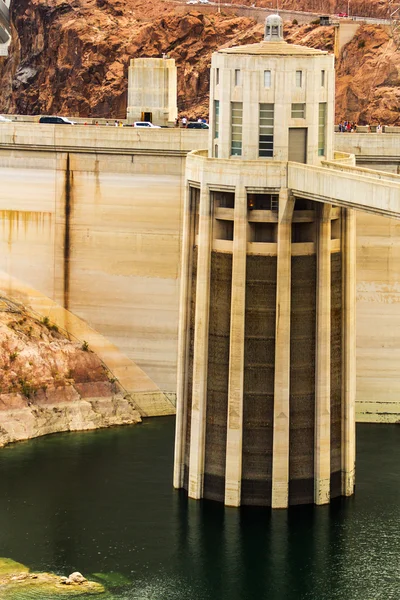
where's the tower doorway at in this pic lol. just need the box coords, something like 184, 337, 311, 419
289, 128, 307, 163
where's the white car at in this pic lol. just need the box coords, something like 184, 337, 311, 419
187, 0, 198, 4
199, 0, 209, 3
0, 115, 12, 122
133, 121, 161, 128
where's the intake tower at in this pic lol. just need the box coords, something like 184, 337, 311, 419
174, 15, 356, 508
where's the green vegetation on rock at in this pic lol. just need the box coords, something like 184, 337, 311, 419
0, 558, 105, 598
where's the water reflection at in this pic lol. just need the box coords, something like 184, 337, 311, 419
0, 420, 399, 599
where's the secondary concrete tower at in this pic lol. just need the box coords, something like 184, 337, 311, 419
174, 15, 356, 508
126, 57, 178, 126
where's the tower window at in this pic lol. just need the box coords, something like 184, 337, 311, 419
234, 69, 241, 86
259, 103, 274, 158
189, 186, 200, 237
291, 103, 306, 118
231, 102, 243, 156
272, 25, 279, 38
249, 222, 277, 243
321, 70, 325, 87
264, 70, 271, 88
296, 70, 303, 88
213, 191, 235, 209
216, 68, 219, 85
318, 102, 327, 156
247, 193, 278, 211
214, 100, 219, 140
215, 220, 234, 241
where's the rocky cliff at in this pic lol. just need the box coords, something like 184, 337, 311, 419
237, 0, 398, 19
0, 0, 399, 124
336, 25, 400, 125
0, 296, 141, 448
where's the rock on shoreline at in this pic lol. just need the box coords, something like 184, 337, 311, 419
0, 394, 142, 448
0, 299, 141, 448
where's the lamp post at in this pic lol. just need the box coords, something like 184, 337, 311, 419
348, 0, 350, 17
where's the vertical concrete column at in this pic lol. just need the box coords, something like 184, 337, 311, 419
342, 208, 356, 496
314, 203, 332, 505
174, 185, 196, 489
272, 188, 294, 509
225, 185, 247, 507
188, 185, 212, 500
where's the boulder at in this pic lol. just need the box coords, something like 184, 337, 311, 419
67, 572, 87, 584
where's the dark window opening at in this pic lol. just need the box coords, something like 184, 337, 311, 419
190, 186, 200, 238
248, 193, 279, 211
294, 198, 314, 210
215, 219, 234, 241
331, 217, 341, 240
213, 191, 235, 209
249, 222, 277, 243
292, 222, 315, 243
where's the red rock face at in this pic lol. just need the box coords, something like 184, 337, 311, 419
336, 25, 400, 125
0, 309, 113, 409
236, 0, 397, 20
0, 302, 142, 448
0, 0, 399, 124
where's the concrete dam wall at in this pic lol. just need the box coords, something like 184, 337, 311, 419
0, 125, 204, 395
0, 124, 399, 421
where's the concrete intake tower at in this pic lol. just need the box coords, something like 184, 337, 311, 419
174, 15, 356, 508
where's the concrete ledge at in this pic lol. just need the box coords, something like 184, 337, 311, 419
0, 143, 190, 157
0, 123, 208, 155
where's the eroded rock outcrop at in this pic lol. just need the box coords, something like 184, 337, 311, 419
0, 0, 335, 118
336, 24, 400, 125
235, 0, 398, 20
0, 0, 399, 124
0, 297, 141, 448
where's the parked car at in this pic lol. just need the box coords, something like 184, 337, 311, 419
39, 116, 74, 124
186, 0, 198, 4
187, 122, 209, 129
0, 115, 12, 122
133, 122, 161, 128
336, 12, 348, 17
199, 0, 210, 4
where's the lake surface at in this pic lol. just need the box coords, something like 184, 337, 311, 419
0, 418, 399, 599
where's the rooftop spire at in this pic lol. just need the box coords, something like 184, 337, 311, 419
264, 14, 284, 42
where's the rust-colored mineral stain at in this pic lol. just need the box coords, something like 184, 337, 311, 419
0, 210, 53, 249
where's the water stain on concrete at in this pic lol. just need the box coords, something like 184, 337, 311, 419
64, 153, 73, 311
0, 210, 52, 249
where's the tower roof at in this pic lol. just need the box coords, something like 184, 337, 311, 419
218, 41, 328, 57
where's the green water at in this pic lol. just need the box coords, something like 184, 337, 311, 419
0, 418, 399, 599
